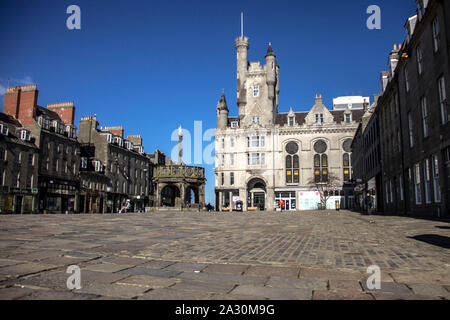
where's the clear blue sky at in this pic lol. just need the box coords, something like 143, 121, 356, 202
0, 0, 417, 204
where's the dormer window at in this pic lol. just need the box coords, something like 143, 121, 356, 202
102, 133, 112, 143
81, 157, 88, 169
20, 130, 30, 141
113, 136, 123, 147
288, 117, 295, 127
345, 114, 351, 123
39, 116, 50, 130
253, 85, 259, 97
231, 121, 239, 129
125, 141, 133, 150
252, 117, 260, 124
135, 146, 144, 154
0, 123, 8, 136
94, 160, 103, 172
65, 125, 77, 138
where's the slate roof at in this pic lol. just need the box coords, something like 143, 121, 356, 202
0, 112, 38, 149
36, 106, 62, 121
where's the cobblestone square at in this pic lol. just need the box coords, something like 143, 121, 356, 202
0, 210, 449, 300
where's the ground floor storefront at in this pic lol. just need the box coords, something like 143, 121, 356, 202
215, 186, 355, 212
0, 189, 38, 214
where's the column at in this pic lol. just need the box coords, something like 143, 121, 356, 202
218, 191, 223, 211
266, 187, 275, 211
240, 188, 247, 211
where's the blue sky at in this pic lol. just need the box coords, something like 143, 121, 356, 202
0, 0, 417, 204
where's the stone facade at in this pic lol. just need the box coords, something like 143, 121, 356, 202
370, 0, 450, 218
215, 36, 364, 211
0, 113, 39, 213
153, 164, 206, 211
2, 85, 81, 213
78, 116, 151, 213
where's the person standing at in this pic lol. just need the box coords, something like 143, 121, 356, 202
365, 193, 372, 215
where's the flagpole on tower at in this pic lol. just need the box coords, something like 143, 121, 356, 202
241, 12, 244, 38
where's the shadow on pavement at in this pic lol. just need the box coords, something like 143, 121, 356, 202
408, 234, 450, 249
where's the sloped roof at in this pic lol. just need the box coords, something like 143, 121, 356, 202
36, 106, 62, 121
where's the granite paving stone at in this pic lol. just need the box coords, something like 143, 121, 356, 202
313, 290, 374, 300
138, 288, 211, 300
0, 210, 448, 300
118, 267, 181, 278
76, 283, 149, 299
203, 264, 250, 275
408, 283, 450, 298
0, 286, 35, 300
164, 262, 208, 273
84, 263, 135, 273
115, 275, 180, 289
230, 285, 312, 300
361, 281, 412, 294
265, 276, 327, 290
244, 266, 300, 278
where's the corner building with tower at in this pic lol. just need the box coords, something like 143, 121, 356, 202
214, 34, 366, 211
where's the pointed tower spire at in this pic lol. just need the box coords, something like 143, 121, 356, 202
217, 91, 229, 130
217, 90, 228, 111
265, 42, 275, 58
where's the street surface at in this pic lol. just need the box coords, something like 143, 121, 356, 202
0, 210, 449, 300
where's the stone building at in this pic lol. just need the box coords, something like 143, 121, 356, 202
372, 0, 450, 217
78, 116, 151, 213
351, 97, 383, 212
2, 85, 80, 213
0, 113, 39, 213
215, 35, 364, 211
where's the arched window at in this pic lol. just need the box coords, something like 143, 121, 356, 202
314, 154, 328, 183
343, 153, 350, 181
342, 139, 353, 182
285, 142, 300, 184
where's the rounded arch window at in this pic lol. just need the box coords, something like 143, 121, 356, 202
314, 140, 327, 154
285, 154, 300, 184
342, 139, 353, 153
285, 142, 299, 155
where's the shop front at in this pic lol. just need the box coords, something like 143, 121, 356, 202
275, 190, 297, 211
0, 188, 37, 214
298, 190, 321, 210
39, 178, 79, 213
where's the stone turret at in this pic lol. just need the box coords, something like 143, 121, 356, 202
216, 91, 229, 130
235, 36, 249, 116
265, 43, 278, 107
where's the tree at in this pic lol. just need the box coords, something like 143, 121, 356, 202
306, 173, 342, 210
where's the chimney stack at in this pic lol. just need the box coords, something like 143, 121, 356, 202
3, 85, 38, 125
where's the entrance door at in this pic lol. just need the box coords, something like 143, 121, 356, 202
253, 193, 265, 211
15, 196, 23, 214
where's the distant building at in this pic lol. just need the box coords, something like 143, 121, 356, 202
0, 113, 39, 213
78, 116, 151, 213
333, 96, 370, 111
